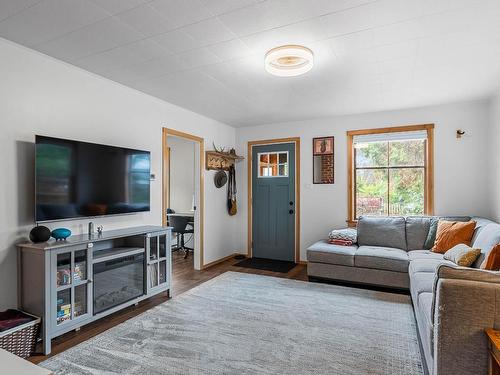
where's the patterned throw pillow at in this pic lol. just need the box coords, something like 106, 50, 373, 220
443, 244, 481, 267
328, 228, 357, 243
432, 220, 476, 254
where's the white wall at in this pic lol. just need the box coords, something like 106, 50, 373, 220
168, 136, 195, 213
0, 38, 238, 310
235, 100, 492, 261
488, 91, 500, 221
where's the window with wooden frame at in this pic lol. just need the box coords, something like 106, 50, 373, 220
347, 124, 434, 225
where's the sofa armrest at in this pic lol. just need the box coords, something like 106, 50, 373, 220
436, 264, 500, 283
433, 266, 500, 375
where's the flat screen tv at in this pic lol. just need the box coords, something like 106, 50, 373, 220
35, 135, 151, 222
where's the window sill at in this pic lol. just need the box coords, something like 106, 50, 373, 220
346, 220, 357, 228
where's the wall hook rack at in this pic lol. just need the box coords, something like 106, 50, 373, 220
205, 148, 244, 171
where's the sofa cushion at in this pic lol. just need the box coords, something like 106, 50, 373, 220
354, 246, 409, 273
409, 258, 453, 276
306, 240, 357, 266
406, 217, 431, 250
471, 216, 495, 244
357, 216, 407, 250
408, 250, 445, 261
417, 292, 434, 354
410, 272, 435, 299
471, 223, 500, 268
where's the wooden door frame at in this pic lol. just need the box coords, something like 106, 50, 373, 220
247, 137, 301, 263
162, 127, 205, 268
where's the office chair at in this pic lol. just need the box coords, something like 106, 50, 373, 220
166, 208, 175, 226
169, 215, 194, 259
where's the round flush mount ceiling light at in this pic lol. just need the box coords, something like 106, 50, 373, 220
265, 45, 314, 77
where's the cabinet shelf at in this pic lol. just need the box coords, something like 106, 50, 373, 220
56, 284, 72, 292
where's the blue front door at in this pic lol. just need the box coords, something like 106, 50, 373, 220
252, 143, 295, 262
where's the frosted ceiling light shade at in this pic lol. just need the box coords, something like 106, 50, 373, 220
265, 45, 314, 77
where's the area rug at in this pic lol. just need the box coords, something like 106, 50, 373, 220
41, 272, 423, 375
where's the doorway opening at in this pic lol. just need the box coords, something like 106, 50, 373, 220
162, 128, 204, 270
247, 137, 301, 263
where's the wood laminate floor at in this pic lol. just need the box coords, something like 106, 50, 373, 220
29, 252, 307, 364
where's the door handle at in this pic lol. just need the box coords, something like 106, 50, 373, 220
289, 201, 293, 205
289, 209, 294, 214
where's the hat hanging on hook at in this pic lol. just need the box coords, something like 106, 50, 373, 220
214, 170, 228, 188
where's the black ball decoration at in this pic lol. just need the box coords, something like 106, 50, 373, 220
29, 226, 51, 243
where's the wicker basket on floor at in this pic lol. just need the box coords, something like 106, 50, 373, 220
0, 311, 40, 359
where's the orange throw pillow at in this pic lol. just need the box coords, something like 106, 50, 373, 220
432, 220, 476, 254
480, 244, 500, 270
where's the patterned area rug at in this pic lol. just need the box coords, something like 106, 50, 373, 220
42, 272, 423, 375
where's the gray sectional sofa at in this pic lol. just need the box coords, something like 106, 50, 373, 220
307, 216, 500, 375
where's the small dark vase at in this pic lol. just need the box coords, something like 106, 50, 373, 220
29, 226, 51, 243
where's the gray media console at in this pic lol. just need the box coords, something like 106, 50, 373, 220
17, 225, 172, 354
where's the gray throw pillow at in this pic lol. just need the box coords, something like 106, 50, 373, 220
423, 217, 439, 250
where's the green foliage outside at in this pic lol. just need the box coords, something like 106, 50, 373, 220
356, 140, 425, 216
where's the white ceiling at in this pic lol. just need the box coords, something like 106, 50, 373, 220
1, 0, 500, 127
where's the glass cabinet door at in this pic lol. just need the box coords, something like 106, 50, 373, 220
147, 232, 170, 292
53, 245, 92, 329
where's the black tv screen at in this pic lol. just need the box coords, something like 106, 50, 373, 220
35, 135, 151, 222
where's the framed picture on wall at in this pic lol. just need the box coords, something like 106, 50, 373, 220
313, 136, 334, 184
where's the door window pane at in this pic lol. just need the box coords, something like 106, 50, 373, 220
258, 152, 288, 178
279, 164, 288, 176
356, 169, 388, 216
